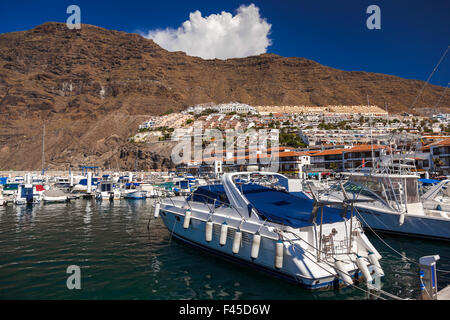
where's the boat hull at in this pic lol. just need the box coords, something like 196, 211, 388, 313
357, 208, 450, 240
124, 191, 146, 199
43, 196, 67, 203
159, 209, 364, 290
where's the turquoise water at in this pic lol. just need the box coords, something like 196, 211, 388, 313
0, 199, 449, 300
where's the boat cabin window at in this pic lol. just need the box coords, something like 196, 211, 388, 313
187, 185, 230, 207
335, 180, 377, 199
346, 175, 420, 204
101, 183, 112, 192
125, 182, 139, 190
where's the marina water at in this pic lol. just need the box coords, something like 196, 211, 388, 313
1, 199, 449, 300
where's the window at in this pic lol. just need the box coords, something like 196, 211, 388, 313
187, 185, 230, 207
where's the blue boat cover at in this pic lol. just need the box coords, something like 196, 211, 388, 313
188, 185, 230, 207
240, 183, 346, 228
125, 182, 141, 187
191, 183, 346, 228
0, 177, 7, 185
418, 178, 440, 185
176, 181, 189, 189
79, 178, 99, 185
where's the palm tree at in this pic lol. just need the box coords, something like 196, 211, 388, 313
433, 157, 444, 167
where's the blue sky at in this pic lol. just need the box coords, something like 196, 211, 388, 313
0, 0, 449, 86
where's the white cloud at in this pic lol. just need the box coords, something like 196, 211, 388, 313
142, 4, 272, 60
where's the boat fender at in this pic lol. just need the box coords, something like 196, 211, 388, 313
219, 221, 228, 246
356, 255, 373, 283
154, 203, 160, 218
232, 230, 242, 254
399, 213, 405, 226
356, 234, 381, 260
368, 251, 384, 276
334, 260, 353, 286
183, 209, 191, 229
275, 240, 284, 269
251, 233, 261, 260
205, 221, 213, 242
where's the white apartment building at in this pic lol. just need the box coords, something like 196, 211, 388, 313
184, 102, 257, 115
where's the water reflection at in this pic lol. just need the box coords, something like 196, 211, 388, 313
0, 199, 449, 300
84, 200, 92, 225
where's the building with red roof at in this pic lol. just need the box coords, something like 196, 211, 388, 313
429, 137, 450, 175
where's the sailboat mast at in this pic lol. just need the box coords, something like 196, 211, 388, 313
42, 123, 45, 174
367, 94, 375, 166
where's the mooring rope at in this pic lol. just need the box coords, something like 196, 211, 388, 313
353, 207, 450, 274
279, 232, 396, 300
411, 45, 449, 110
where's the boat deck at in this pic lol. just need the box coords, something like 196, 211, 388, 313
438, 285, 450, 300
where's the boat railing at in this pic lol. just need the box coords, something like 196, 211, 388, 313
187, 192, 249, 222
338, 159, 420, 212
282, 228, 352, 262
159, 186, 249, 223
347, 158, 418, 177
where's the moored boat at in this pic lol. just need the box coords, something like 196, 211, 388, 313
42, 189, 68, 203
317, 162, 450, 240
154, 172, 384, 290
15, 183, 40, 205
96, 181, 117, 201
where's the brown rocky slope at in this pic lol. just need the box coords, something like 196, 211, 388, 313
0, 22, 448, 171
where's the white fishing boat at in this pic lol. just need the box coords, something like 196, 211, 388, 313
154, 172, 384, 290
72, 172, 98, 198
15, 183, 40, 205
317, 161, 450, 240
1, 183, 18, 205
53, 176, 71, 193
95, 181, 120, 200
42, 189, 68, 203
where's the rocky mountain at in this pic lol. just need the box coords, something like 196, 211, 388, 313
0, 22, 448, 171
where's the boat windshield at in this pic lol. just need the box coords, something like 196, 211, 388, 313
187, 185, 230, 207
343, 175, 420, 204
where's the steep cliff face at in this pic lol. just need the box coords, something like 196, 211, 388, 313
0, 22, 448, 170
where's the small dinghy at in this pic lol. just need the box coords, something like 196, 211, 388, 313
154, 172, 384, 290
43, 189, 68, 203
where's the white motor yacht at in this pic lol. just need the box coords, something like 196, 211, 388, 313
317, 162, 450, 240
154, 172, 384, 290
